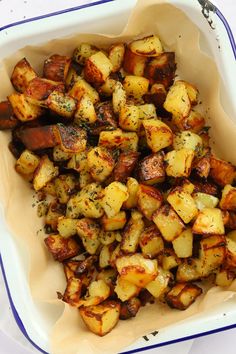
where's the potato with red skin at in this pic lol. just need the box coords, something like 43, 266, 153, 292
166, 283, 202, 310
138, 152, 165, 185
44, 234, 81, 262
144, 52, 176, 88
0, 101, 18, 130
11, 58, 37, 93
123, 47, 147, 76
43, 54, 71, 82
119, 297, 141, 320
17, 125, 60, 151
210, 156, 236, 187
113, 152, 140, 182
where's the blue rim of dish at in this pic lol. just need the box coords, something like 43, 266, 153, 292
0, 1, 235, 353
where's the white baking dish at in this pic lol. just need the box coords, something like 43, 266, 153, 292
0, 1, 235, 353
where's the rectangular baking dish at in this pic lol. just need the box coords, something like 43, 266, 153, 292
0, 1, 236, 353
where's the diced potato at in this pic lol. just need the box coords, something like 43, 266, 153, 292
166, 283, 202, 310
112, 81, 126, 114
144, 52, 176, 88
173, 109, 205, 133
215, 269, 235, 287
116, 254, 158, 287
115, 276, 140, 302
68, 78, 99, 104
8, 93, 44, 121
165, 148, 195, 178
193, 192, 219, 211
74, 94, 97, 124
163, 81, 191, 119
123, 177, 139, 209
138, 104, 157, 120
33, 155, 59, 191
54, 174, 76, 204
210, 156, 236, 187
137, 184, 163, 220
73, 43, 98, 65
25, 77, 64, 106
63, 277, 82, 306
63, 260, 80, 281
15, 149, 40, 177
67, 150, 88, 172
176, 260, 201, 282
46, 90, 76, 118
97, 269, 117, 286
99, 129, 138, 152
37, 201, 48, 218
123, 47, 147, 76
173, 131, 202, 156
44, 234, 80, 262
0, 100, 18, 130
153, 205, 185, 242
162, 249, 180, 270
77, 218, 100, 254
84, 51, 113, 84
79, 301, 120, 336
143, 83, 167, 109
119, 297, 141, 320
99, 230, 118, 245
138, 152, 165, 185
57, 124, 87, 154
108, 43, 125, 72
123, 75, 149, 98
172, 229, 193, 258
43, 54, 71, 82
92, 101, 117, 134
11, 58, 37, 93
113, 152, 140, 183
193, 151, 211, 178
198, 235, 226, 276
181, 179, 195, 194
100, 211, 127, 231
121, 211, 144, 253
110, 244, 122, 268
45, 202, 64, 231
119, 104, 140, 132
225, 236, 236, 268
57, 217, 78, 238
145, 268, 171, 298
167, 187, 198, 223
192, 208, 225, 235
139, 225, 164, 258
88, 280, 110, 301
101, 181, 129, 218
130, 35, 163, 57
219, 184, 236, 210
99, 78, 117, 97
143, 119, 173, 152
53, 145, 72, 162
99, 245, 113, 268
87, 146, 115, 182
65, 63, 81, 89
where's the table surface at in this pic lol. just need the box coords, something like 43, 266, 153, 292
0, 1, 235, 354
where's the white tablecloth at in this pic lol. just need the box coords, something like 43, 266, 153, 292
0, 0, 235, 353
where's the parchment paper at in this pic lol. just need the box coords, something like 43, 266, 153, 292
0, 1, 236, 353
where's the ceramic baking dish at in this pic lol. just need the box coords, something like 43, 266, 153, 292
0, 1, 236, 353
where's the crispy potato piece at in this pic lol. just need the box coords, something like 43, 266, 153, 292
137, 184, 163, 220
82, 280, 110, 306
138, 103, 157, 120
84, 51, 113, 84
33, 155, 59, 191
123, 75, 149, 98
108, 43, 125, 72
87, 146, 115, 182
8, 93, 44, 122
177, 81, 199, 105
121, 211, 144, 254
119, 297, 141, 320
68, 78, 99, 104
67, 150, 93, 188
98, 78, 117, 97
161, 248, 180, 270
166, 283, 202, 310
0, 100, 18, 130
63, 260, 80, 281
123, 47, 147, 76
192, 208, 225, 235
167, 187, 198, 223
139, 225, 164, 258
73, 43, 99, 65
100, 211, 127, 231
153, 204, 185, 242
173, 131, 202, 156
225, 236, 236, 268
112, 81, 126, 114
74, 94, 97, 124
145, 268, 172, 298
172, 229, 193, 258
77, 218, 100, 255
193, 181, 218, 196
138, 152, 165, 185
99, 230, 118, 246
115, 276, 140, 302
193, 150, 211, 178
142, 119, 173, 153
165, 148, 195, 178
17, 125, 59, 150
164, 81, 191, 119
219, 184, 236, 210
198, 235, 226, 276
91, 101, 117, 135
15, 149, 40, 177
63, 277, 82, 306
113, 152, 139, 183
143, 83, 167, 107
46, 90, 77, 118
57, 217, 78, 238
57, 124, 87, 153
53, 145, 72, 162
99, 244, 114, 268
43, 54, 71, 82
119, 104, 140, 132
173, 109, 205, 133
79, 301, 120, 336
44, 234, 80, 261
25, 77, 64, 106
130, 35, 163, 57
45, 202, 65, 231
193, 192, 219, 211
215, 268, 236, 287
65, 62, 82, 89
176, 260, 201, 282
123, 177, 139, 209
210, 156, 236, 186
116, 254, 158, 287
97, 268, 117, 286
144, 52, 176, 87
101, 181, 129, 218
54, 174, 76, 204
99, 129, 138, 152
11, 58, 37, 93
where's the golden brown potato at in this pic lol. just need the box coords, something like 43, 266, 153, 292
56, 125, 87, 153
119, 104, 140, 132
54, 174, 76, 204
57, 217, 78, 238
87, 146, 115, 182
99, 129, 138, 152
192, 208, 225, 235
113, 152, 139, 183
77, 218, 100, 255
46, 90, 77, 118
139, 225, 164, 258
176, 260, 201, 282
90, 101, 117, 135
219, 185, 236, 210
144, 52, 176, 87
121, 211, 144, 254
161, 248, 180, 270
43, 54, 71, 82
25, 77, 64, 106
74, 94, 97, 124
100, 211, 127, 231
143, 119, 173, 152
98, 78, 117, 98
84, 51, 113, 84
177, 81, 199, 106
99, 230, 118, 246
53, 145, 72, 162
172, 229, 193, 258
167, 187, 198, 224
108, 43, 125, 72
137, 184, 163, 220
101, 181, 129, 218
17, 125, 60, 151
129, 35, 163, 57
73, 43, 98, 65
145, 268, 172, 298
173, 131, 202, 156
33, 155, 59, 191
112, 81, 126, 114
225, 236, 236, 268
119, 297, 141, 320
193, 150, 211, 178
138, 152, 165, 185
165, 148, 195, 178
210, 156, 236, 187
123, 47, 147, 76
44, 234, 81, 262
8, 93, 44, 122
0, 100, 18, 130
215, 268, 236, 287
173, 109, 205, 133
123, 75, 149, 98
166, 283, 202, 310
123, 177, 139, 209
15, 149, 40, 177
143, 83, 167, 109
68, 78, 99, 104
198, 235, 226, 276
115, 277, 140, 302
63, 277, 82, 306
163, 81, 191, 119
45, 202, 65, 231
11, 58, 37, 93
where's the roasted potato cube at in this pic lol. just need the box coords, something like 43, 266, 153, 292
56, 125, 87, 154
173, 109, 205, 133
77, 218, 100, 254
73, 43, 98, 65
17, 124, 59, 151
139, 225, 164, 258
143, 83, 167, 109
57, 217, 78, 238
138, 152, 165, 185
63, 260, 81, 281
112, 81, 126, 114
25, 77, 64, 106
110, 244, 122, 268
44, 234, 80, 262
43, 54, 71, 82
143, 119, 173, 152
121, 211, 144, 254
15, 149, 40, 177
119, 104, 140, 132
79, 301, 120, 336
219, 184, 236, 210
108, 43, 125, 72
173, 131, 202, 156
11, 58, 37, 93
54, 174, 76, 204
166, 283, 202, 310
138, 104, 157, 120
115, 276, 140, 302
74, 94, 97, 124
67, 150, 90, 174
215, 268, 235, 287
101, 181, 129, 218
65, 62, 82, 89
98, 78, 117, 97
119, 297, 141, 320
193, 151, 211, 178
162, 249, 180, 270
163, 81, 191, 119
176, 260, 201, 282
116, 254, 158, 287
123, 177, 139, 209
68, 78, 99, 104
130, 35, 163, 57
167, 187, 198, 223
225, 236, 236, 268
198, 235, 226, 276
123, 75, 149, 98
193, 192, 219, 211
97, 268, 117, 286
87, 146, 115, 182
145, 268, 171, 298
84, 51, 113, 84
46, 90, 77, 118
99, 129, 138, 152
210, 156, 236, 187
172, 229, 193, 258
33, 155, 59, 191
90, 101, 117, 135
113, 152, 139, 183
177, 80, 199, 105
99, 244, 113, 268
45, 202, 65, 231
123, 47, 147, 76
0, 100, 18, 130
53, 145, 72, 162
99, 230, 118, 246
144, 52, 176, 88
137, 184, 163, 220
8, 93, 44, 122
63, 277, 82, 306
100, 211, 127, 231
165, 148, 195, 178
192, 208, 225, 235
153, 204, 185, 242
78, 279, 111, 307
181, 179, 195, 194
193, 181, 218, 196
